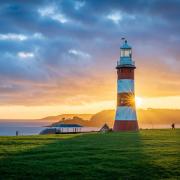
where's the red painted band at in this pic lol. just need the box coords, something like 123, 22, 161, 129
113, 120, 139, 131
117, 68, 134, 79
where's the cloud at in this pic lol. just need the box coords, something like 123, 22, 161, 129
0, 33, 28, 41
17, 52, 34, 58
0, 33, 44, 42
74, 1, 85, 10
68, 49, 91, 58
33, 33, 44, 39
0, 0, 179, 107
38, 6, 68, 23
107, 11, 122, 24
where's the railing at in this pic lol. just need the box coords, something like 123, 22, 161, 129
117, 58, 135, 66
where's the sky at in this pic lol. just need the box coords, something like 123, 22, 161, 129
0, 0, 180, 119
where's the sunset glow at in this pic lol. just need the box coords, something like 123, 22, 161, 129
0, 96, 180, 119
0, 1, 179, 179
135, 97, 143, 108
0, 1, 179, 119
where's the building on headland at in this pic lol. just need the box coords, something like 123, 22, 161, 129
54, 124, 83, 133
40, 123, 101, 134
40, 124, 83, 134
113, 39, 139, 131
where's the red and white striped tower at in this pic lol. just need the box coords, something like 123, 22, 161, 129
113, 39, 139, 131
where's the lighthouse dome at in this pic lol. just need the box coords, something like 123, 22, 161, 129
120, 40, 131, 49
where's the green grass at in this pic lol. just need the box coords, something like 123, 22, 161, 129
0, 130, 179, 180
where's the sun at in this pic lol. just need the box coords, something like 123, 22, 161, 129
135, 97, 143, 108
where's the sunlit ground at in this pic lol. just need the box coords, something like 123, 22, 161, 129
0, 130, 179, 179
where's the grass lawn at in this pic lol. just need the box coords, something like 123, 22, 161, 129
0, 129, 179, 179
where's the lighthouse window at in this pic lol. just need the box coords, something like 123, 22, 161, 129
124, 50, 130, 57
121, 50, 124, 57
121, 49, 131, 57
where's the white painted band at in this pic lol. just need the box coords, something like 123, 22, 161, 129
118, 79, 134, 93
115, 106, 137, 120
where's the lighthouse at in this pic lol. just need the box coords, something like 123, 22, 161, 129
113, 39, 139, 131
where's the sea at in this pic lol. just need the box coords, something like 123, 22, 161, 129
0, 120, 100, 136
0, 120, 48, 136
0, 120, 179, 136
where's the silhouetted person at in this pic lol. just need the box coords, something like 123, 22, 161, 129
171, 123, 175, 129
16, 131, 19, 136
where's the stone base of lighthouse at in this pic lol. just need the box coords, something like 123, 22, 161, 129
113, 120, 138, 131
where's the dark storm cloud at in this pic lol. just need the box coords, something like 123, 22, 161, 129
0, 0, 180, 105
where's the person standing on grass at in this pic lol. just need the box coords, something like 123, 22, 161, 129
16, 131, 19, 136
171, 123, 175, 129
